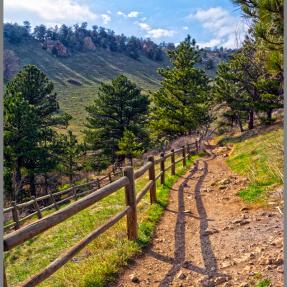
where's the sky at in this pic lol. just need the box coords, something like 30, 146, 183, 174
4, 0, 249, 49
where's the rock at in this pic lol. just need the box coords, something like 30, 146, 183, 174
214, 276, 229, 285
203, 228, 219, 236
240, 283, 249, 287
129, 274, 140, 283
177, 271, 187, 280
277, 266, 284, 273
240, 207, 249, 212
219, 178, 231, 185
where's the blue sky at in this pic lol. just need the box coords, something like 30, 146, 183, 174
4, 0, 249, 48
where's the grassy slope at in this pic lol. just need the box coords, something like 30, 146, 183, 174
5, 38, 168, 137
5, 153, 199, 287
220, 123, 283, 204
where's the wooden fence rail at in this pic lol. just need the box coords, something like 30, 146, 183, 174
4, 139, 202, 287
4, 170, 123, 232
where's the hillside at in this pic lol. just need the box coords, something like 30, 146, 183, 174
5, 38, 169, 137
5, 37, 230, 137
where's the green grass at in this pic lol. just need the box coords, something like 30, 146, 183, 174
225, 125, 283, 204
256, 279, 271, 287
5, 38, 168, 138
5, 153, 199, 287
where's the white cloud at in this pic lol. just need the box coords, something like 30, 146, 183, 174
182, 26, 188, 31
138, 22, 151, 31
188, 7, 248, 48
128, 11, 139, 18
137, 21, 175, 39
117, 10, 139, 18
117, 11, 126, 17
147, 28, 176, 38
4, 0, 99, 24
101, 14, 111, 25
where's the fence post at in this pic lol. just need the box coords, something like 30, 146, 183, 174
160, 153, 165, 185
196, 139, 199, 153
108, 173, 112, 183
72, 183, 78, 200
11, 201, 20, 230
49, 192, 59, 210
123, 166, 138, 240
182, 146, 186, 167
97, 178, 101, 189
4, 266, 8, 287
187, 144, 191, 160
32, 196, 42, 219
147, 156, 156, 204
171, 149, 175, 175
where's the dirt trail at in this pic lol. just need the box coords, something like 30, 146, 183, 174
114, 145, 283, 287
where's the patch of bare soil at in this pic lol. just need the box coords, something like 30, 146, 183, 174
114, 145, 283, 287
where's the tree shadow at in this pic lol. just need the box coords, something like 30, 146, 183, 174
149, 159, 227, 286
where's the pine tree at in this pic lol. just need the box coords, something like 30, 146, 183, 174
117, 130, 143, 166
5, 65, 71, 196
233, 0, 283, 77
59, 130, 83, 183
149, 35, 211, 141
84, 75, 148, 169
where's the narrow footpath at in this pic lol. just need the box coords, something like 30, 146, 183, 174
115, 145, 283, 287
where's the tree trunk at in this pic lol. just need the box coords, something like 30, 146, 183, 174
13, 158, 22, 201
267, 109, 273, 122
248, 110, 254, 130
29, 172, 36, 197
237, 115, 244, 132
129, 157, 133, 166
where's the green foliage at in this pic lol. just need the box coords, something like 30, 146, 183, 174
58, 130, 84, 183
4, 65, 71, 197
226, 126, 283, 204
213, 39, 282, 131
117, 130, 143, 165
84, 75, 148, 170
233, 0, 283, 77
149, 35, 211, 141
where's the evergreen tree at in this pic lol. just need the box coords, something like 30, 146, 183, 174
213, 39, 282, 130
5, 65, 71, 196
149, 35, 211, 140
59, 130, 83, 183
233, 0, 283, 77
117, 130, 143, 166
84, 75, 148, 169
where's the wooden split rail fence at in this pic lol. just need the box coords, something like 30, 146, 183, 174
3, 139, 202, 287
3, 171, 123, 232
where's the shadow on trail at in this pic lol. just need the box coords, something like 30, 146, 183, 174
149, 158, 227, 286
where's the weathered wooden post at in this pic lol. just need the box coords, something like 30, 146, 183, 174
97, 178, 101, 189
49, 192, 59, 210
72, 183, 78, 200
196, 139, 199, 153
32, 196, 42, 219
12, 201, 20, 230
4, 266, 8, 287
160, 153, 165, 185
171, 149, 175, 175
108, 173, 112, 183
187, 144, 191, 160
123, 166, 138, 240
182, 146, 186, 167
147, 156, 156, 204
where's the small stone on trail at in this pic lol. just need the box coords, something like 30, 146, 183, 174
129, 274, 140, 283
203, 228, 219, 236
177, 271, 187, 280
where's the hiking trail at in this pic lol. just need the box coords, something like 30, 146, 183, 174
114, 143, 283, 287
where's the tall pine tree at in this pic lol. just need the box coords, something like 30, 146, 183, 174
84, 75, 148, 169
149, 35, 211, 141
